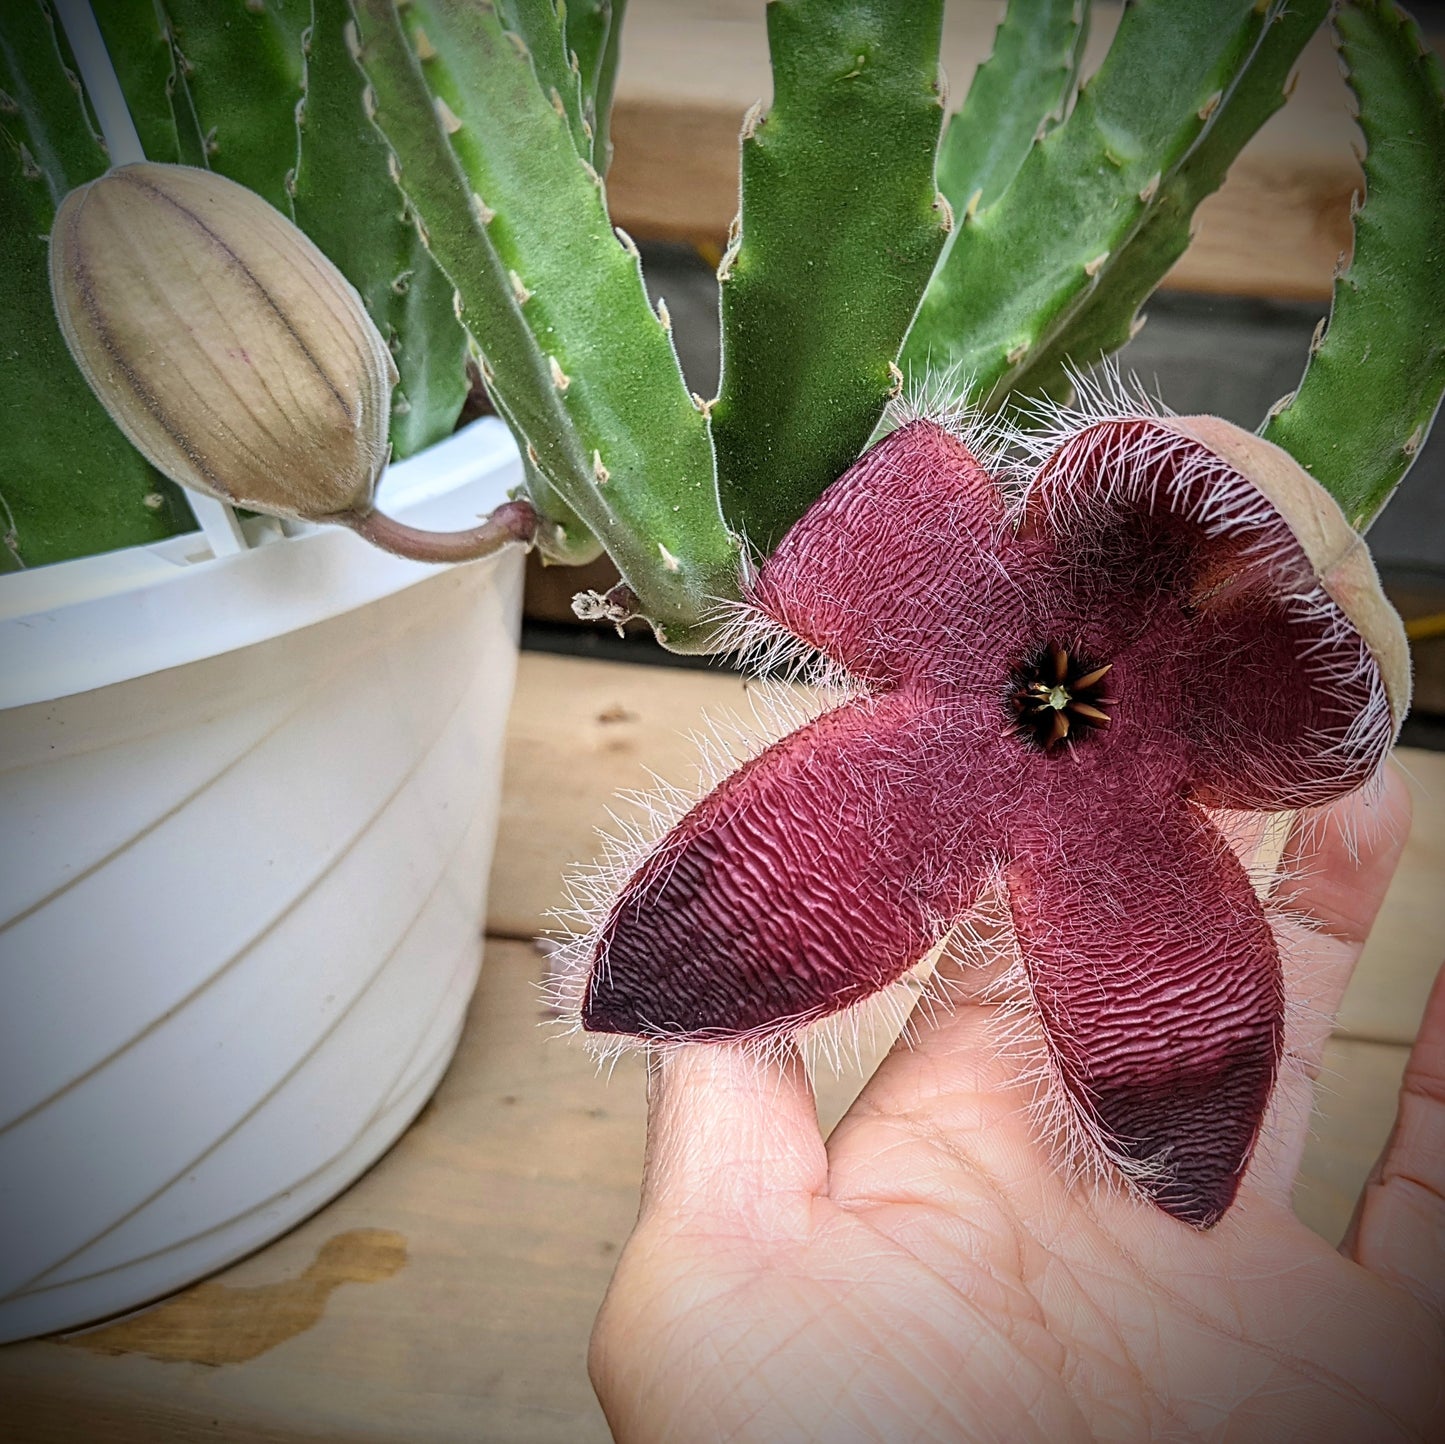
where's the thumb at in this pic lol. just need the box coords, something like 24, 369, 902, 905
1342, 956, 1445, 1320
639, 1041, 827, 1228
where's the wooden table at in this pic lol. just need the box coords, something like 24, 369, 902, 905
2, 652, 1441, 1442
607, 0, 1445, 302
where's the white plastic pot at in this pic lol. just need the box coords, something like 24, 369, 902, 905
0, 418, 525, 1343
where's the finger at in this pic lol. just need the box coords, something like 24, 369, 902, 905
638, 1042, 827, 1230
1342, 957, 1445, 1319
1270, 763, 1414, 1066
1273, 761, 1413, 955
850, 767, 1413, 1212
834, 905, 1021, 1151
858, 889, 1015, 1067
1236, 766, 1413, 1204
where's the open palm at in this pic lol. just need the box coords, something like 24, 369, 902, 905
589, 769, 1444, 1443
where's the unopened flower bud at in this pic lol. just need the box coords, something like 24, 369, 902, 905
49, 161, 396, 521
49, 162, 536, 564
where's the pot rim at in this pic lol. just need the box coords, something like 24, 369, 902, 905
0, 418, 523, 710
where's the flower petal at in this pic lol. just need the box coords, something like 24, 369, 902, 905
1178, 592, 1394, 810
1005, 799, 1282, 1227
1023, 416, 1403, 810
583, 691, 998, 1042
750, 420, 1005, 688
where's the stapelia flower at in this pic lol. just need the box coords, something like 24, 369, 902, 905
577, 406, 1409, 1227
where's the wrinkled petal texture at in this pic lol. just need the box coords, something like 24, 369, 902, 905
1008, 801, 1282, 1227
585, 692, 998, 1040
580, 414, 1398, 1225
751, 420, 1007, 687
1025, 419, 1397, 809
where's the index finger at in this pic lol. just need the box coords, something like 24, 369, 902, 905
637, 1042, 827, 1229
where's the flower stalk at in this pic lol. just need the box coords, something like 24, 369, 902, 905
335, 498, 538, 564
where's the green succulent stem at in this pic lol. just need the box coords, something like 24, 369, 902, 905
350, 0, 739, 649
905, 0, 1278, 405
494, 0, 593, 163
564, 0, 611, 114
568, 0, 626, 171
293, 0, 469, 459
514, 447, 603, 566
710, 0, 949, 554
0, 0, 193, 569
1007, 0, 1331, 408
935, 0, 1088, 222
150, 0, 308, 212
90, 0, 206, 167
1260, 0, 1445, 532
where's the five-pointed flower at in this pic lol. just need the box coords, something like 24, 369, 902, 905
577, 410, 1408, 1227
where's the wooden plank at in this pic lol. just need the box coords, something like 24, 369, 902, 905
1, 940, 645, 1444
2, 650, 1435, 1439
493, 653, 1445, 1047
608, 0, 1442, 301
0, 953, 1414, 1441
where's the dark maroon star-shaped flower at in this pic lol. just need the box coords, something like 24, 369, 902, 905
578, 412, 1408, 1226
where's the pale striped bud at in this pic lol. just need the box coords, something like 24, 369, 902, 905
49, 162, 397, 521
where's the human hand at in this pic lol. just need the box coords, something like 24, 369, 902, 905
589, 767, 1444, 1442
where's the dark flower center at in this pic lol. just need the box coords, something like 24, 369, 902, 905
1011, 642, 1115, 751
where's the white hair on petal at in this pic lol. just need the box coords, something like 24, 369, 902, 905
1009, 357, 1175, 463
1007, 359, 1396, 811
705, 593, 857, 697
979, 940, 1175, 1208
878, 357, 972, 433
1232, 890, 1348, 1208
543, 590, 864, 1060
878, 361, 1025, 477
548, 362, 1399, 1234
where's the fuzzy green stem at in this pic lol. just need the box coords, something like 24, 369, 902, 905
1006, 0, 1330, 409
905, 0, 1274, 403
710, 0, 948, 553
350, 0, 740, 649
148, 0, 308, 212
495, 0, 592, 162
293, 0, 469, 459
936, 0, 1087, 221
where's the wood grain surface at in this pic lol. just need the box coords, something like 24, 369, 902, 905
1, 651, 1438, 1442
